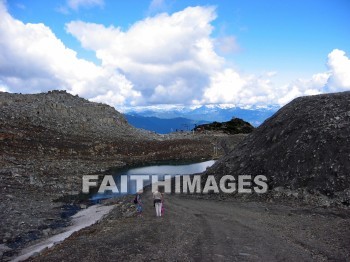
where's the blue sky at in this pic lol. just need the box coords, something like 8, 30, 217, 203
1, 0, 350, 108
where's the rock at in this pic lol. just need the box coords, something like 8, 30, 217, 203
292, 192, 299, 198
0, 244, 12, 257
0, 91, 152, 140
0, 244, 12, 252
43, 228, 51, 237
0, 90, 242, 261
206, 91, 350, 207
124, 211, 136, 218
239, 252, 251, 256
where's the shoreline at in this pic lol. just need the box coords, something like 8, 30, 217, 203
11, 204, 115, 262
1, 159, 218, 261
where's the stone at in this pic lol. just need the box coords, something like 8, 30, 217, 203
43, 228, 51, 237
0, 244, 12, 257
205, 91, 350, 207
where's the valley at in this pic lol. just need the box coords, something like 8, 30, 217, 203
1, 91, 350, 261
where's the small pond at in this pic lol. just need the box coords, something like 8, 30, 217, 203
91, 160, 215, 200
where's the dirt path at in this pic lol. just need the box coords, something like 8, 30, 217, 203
31, 191, 350, 262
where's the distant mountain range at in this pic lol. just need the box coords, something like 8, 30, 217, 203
123, 105, 280, 134
125, 115, 209, 134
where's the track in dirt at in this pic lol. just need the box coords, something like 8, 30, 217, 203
32, 190, 350, 262
165, 195, 349, 261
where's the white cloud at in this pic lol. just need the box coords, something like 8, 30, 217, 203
67, 5, 349, 108
67, 0, 104, 10
201, 49, 350, 107
277, 72, 330, 105
0, 1, 140, 105
202, 69, 245, 104
1, 0, 349, 109
66, 6, 222, 105
276, 50, 350, 105
202, 48, 350, 107
266, 71, 277, 77
326, 49, 350, 91
0, 81, 8, 92
201, 69, 277, 106
149, 79, 195, 104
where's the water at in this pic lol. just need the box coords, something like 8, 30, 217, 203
10, 160, 215, 261
12, 205, 114, 262
91, 160, 215, 201
125, 160, 215, 176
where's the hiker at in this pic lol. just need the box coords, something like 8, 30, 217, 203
134, 191, 143, 217
161, 194, 165, 216
153, 190, 162, 217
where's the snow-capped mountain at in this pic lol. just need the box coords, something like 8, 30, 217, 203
124, 115, 209, 134
121, 104, 279, 130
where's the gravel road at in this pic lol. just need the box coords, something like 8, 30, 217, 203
31, 190, 350, 262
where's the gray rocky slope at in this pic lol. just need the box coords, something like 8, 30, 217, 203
205, 91, 350, 206
1, 90, 240, 254
0, 90, 152, 139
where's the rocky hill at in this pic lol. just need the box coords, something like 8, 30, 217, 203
0, 90, 147, 139
1, 90, 245, 253
0, 90, 225, 193
193, 117, 254, 134
205, 91, 350, 206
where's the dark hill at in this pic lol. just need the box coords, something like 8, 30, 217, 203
194, 118, 254, 134
206, 91, 350, 205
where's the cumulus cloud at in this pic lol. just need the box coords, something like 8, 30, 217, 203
66, 6, 223, 105
66, 5, 350, 108
0, 1, 140, 105
276, 50, 350, 105
201, 48, 350, 107
326, 49, 350, 91
277, 72, 330, 105
1, 0, 349, 108
201, 69, 277, 106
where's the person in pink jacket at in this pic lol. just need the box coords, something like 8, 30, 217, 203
153, 190, 162, 217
